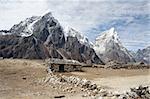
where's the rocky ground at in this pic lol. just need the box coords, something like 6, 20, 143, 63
0, 59, 150, 99
0, 59, 89, 99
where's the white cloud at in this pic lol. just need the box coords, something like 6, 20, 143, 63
0, 0, 149, 50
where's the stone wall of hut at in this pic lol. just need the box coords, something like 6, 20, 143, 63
49, 63, 82, 72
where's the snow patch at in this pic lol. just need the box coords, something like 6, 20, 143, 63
64, 26, 90, 46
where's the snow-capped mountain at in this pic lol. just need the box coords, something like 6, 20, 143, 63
0, 12, 103, 64
93, 27, 135, 64
10, 16, 41, 37
134, 46, 150, 64
9, 12, 62, 38
64, 27, 90, 47
94, 27, 119, 53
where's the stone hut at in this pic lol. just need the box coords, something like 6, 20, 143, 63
47, 58, 83, 72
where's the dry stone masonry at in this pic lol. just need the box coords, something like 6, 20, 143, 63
38, 71, 150, 98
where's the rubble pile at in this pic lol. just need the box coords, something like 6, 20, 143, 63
61, 75, 99, 90
38, 72, 150, 98
126, 86, 150, 99
105, 61, 123, 69
38, 73, 110, 97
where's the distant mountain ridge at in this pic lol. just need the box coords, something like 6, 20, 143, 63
134, 46, 150, 64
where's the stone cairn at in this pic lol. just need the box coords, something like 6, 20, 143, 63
126, 85, 150, 99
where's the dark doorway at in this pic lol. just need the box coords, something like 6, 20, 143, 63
59, 64, 64, 72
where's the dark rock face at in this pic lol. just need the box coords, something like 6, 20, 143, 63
0, 35, 49, 59
32, 13, 65, 48
0, 12, 103, 64
135, 46, 150, 64
64, 36, 103, 64
0, 30, 11, 35
0, 30, 10, 33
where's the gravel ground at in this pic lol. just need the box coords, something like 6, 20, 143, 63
0, 59, 150, 99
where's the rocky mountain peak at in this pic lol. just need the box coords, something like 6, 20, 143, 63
94, 27, 135, 64
42, 12, 53, 19
8, 12, 61, 38
134, 46, 150, 64
64, 27, 90, 46
108, 27, 115, 34
9, 16, 40, 37
39, 12, 59, 25
95, 27, 119, 45
94, 27, 119, 54
105, 27, 116, 36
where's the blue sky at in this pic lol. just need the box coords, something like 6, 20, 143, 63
0, 0, 149, 51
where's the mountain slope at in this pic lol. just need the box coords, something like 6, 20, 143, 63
64, 27, 90, 46
0, 12, 103, 64
0, 35, 49, 59
93, 27, 135, 64
63, 27, 103, 64
10, 16, 41, 37
134, 46, 150, 64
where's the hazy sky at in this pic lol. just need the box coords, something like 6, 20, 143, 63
0, 0, 150, 51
